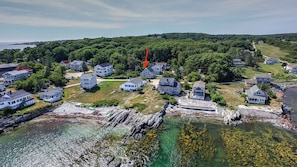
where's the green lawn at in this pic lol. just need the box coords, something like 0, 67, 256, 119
255, 44, 289, 59
64, 81, 166, 114
217, 82, 245, 107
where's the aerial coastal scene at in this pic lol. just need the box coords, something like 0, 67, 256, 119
1, 0, 297, 166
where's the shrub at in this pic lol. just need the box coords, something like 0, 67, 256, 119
2, 106, 15, 116
92, 99, 119, 107
132, 103, 147, 111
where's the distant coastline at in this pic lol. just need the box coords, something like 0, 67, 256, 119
0, 42, 36, 51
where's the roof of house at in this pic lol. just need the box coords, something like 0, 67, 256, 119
144, 67, 155, 73
0, 89, 31, 101
286, 63, 297, 68
80, 74, 96, 80
39, 87, 63, 96
3, 70, 28, 76
265, 58, 279, 61
254, 74, 271, 79
15, 66, 33, 72
245, 79, 257, 84
193, 81, 206, 88
60, 60, 70, 64
246, 85, 267, 100
129, 78, 144, 85
159, 77, 176, 86
98, 62, 112, 67
71, 60, 84, 65
0, 63, 17, 69
233, 59, 243, 62
155, 62, 167, 65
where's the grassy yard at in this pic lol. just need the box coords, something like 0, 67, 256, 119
64, 81, 166, 114
216, 82, 245, 107
255, 44, 289, 59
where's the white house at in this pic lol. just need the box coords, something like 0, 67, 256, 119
70, 60, 84, 71
264, 58, 279, 65
190, 81, 206, 100
39, 87, 63, 103
0, 90, 35, 110
94, 63, 113, 77
80, 74, 97, 90
2, 70, 29, 86
285, 64, 297, 73
120, 78, 146, 91
246, 85, 268, 104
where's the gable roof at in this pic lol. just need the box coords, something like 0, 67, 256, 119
129, 78, 144, 85
0, 89, 31, 101
0, 63, 17, 69
193, 81, 205, 88
60, 60, 70, 64
159, 77, 175, 86
98, 62, 112, 67
71, 60, 84, 65
246, 85, 267, 99
39, 87, 63, 96
81, 74, 96, 80
3, 70, 28, 76
254, 74, 271, 79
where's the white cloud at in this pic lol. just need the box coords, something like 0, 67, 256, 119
0, 12, 123, 29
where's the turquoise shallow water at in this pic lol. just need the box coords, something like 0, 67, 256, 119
0, 119, 102, 167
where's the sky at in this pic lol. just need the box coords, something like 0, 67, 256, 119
0, 0, 297, 42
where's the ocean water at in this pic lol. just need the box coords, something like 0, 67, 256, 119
0, 42, 36, 51
282, 87, 297, 127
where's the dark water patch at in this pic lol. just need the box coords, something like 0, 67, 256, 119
283, 87, 297, 127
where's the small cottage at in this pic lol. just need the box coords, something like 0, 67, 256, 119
39, 87, 63, 103
60, 60, 71, 69
264, 58, 279, 65
254, 74, 271, 85
120, 78, 146, 91
190, 81, 206, 100
232, 59, 246, 67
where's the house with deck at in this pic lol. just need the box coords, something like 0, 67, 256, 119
151, 62, 168, 75
39, 87, 63, 103
190, 81, 206, 100
140, 67, 156, 79
158, 77, 181, 95
246, 85, 268, 104
94, 63, 113, 77
0, 90, 35, 110
70, 60, 84, 71
264, 58, 279, 65
120, 78, 146, 91
2, 70, 30, 86
80, 74, 97, 90
285, 64, 297, 74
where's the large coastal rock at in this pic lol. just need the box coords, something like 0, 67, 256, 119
105, 103, 168, 140
222, 109, 242, 126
